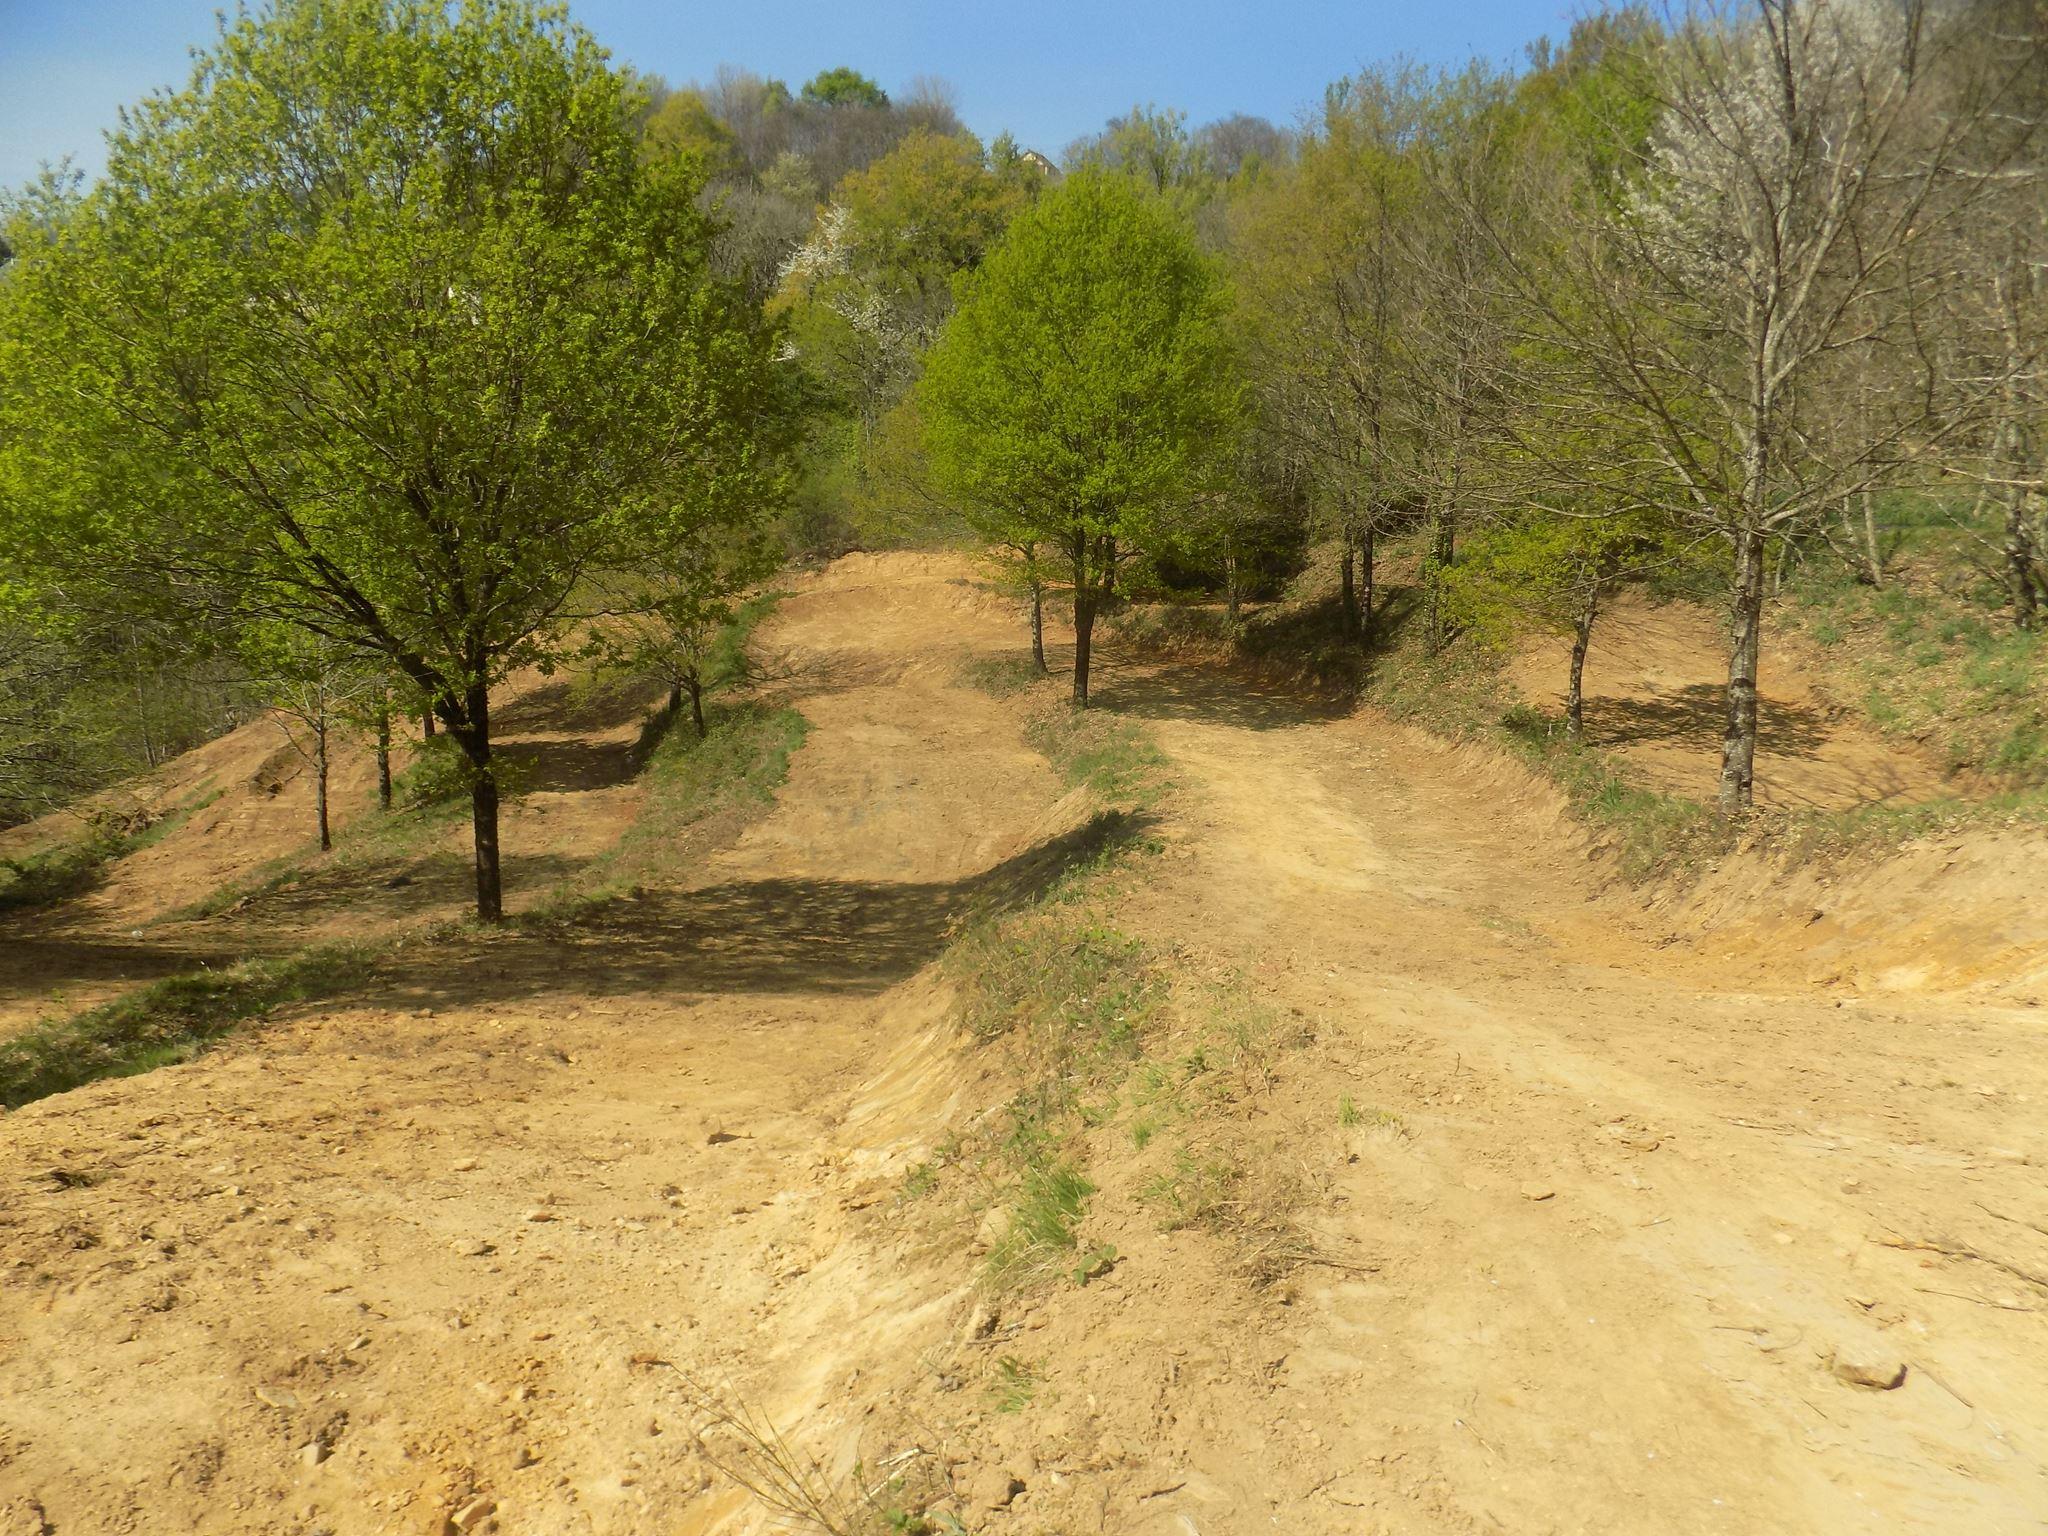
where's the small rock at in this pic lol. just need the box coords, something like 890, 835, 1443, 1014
706, 1130, 741, 1146
963, 1304, 998, 1342
513, 1447, 539, 1469
972, 1207, 1011, 1252
1520, 1183, 1555, 1202
453, 1238, 494, 1258
300, 1440, 330, 1468
524, 1209, 556, 1223
968, 1467, 1023, 1511
451, 1158, 479, 1173
254, 1385, 302, 1412
450, 1494, 496, 1530
1830, 1344, 1907, 1390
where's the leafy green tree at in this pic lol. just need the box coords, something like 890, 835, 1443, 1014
919, 169, 1235, 705
802, 67, 889, 110
1229, 68, 1434, 644
3, 0, 788, 918
640, 86, 740, 177
1446, 507, 1669, 739
1067, 105, 1210, 194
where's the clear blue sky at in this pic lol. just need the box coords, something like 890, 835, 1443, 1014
0, 0, 1579, 189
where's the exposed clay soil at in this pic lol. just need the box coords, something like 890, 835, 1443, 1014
1507, 589, 1957, 809
3, 553, 2045, 1536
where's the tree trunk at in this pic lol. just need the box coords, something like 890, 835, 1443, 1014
459, 682, 503, 922
1566, 585, 1598, 742
1338, 539, 1360, 640
1030, 582, 1047, 671
687, 678, 706, 740
1359, 524, 1376, 643
1425, 509, 1456, 654
2006, 488, 2039, 631
375, 705, 392, 812
1072, 588, 1097, 708
1860, 493, 1883, 590
1718, 526, 1768, 814
314, 715, 332, 852
1225, 552, 1241, 624
422, 709, 436, 740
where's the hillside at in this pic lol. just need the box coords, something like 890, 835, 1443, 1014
3, 553, 2046, 1536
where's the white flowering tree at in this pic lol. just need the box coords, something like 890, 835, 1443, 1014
1497, 0, 2044, 809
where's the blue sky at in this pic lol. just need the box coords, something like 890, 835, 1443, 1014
0, 0, 1579, 189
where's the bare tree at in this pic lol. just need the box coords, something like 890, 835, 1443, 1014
1491, 0, 2046, 810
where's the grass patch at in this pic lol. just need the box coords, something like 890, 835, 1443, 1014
0, 943, 376, 1109
985, 1160, 1096, 1287
937, 835, 1313, 1290
1780, 494, 2048, 787
988, 1355, 1041, 1413
1024, 703, 1170, 810
0, 791, 220, 914
959, 653, 1046, 698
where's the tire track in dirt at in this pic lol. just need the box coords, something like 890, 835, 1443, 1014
0, 556, 1076, 1536
1089, 653, 2048, 1534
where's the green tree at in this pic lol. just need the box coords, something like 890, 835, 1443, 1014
1446, 506, 1669, 739
802, 67, 889, 110
3, 0, 788, 918
640, 86, 740, 177
919, 169, 1234, 705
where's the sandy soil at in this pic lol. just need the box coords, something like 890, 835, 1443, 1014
3, 554, 2044, 1535
1507, 590, 1956, 808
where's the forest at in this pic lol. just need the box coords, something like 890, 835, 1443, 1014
4, 0, 2044, 923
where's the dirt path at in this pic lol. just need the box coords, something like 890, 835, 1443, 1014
1077, 653, 2048, 1534
0, 556, 1072, 1535
3, 555, 2044, 1535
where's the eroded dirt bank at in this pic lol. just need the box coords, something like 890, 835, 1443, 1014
3, 553, 2045, 1535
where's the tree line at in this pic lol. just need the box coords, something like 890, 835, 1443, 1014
3, 0, 2044, 926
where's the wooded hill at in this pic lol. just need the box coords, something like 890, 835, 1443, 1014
3, 0, 2045, 917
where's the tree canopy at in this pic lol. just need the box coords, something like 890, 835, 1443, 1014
919, 168, 1236, 704
0, 0, 792, 915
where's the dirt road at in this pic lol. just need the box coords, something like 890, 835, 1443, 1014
3, 553, 2044, 1535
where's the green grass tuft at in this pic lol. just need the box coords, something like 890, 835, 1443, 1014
0, 943, 376, 1109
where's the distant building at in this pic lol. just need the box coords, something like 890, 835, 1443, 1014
1019, 149, 1059, 180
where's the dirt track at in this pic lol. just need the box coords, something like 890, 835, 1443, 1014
3, 554, 2046, 1535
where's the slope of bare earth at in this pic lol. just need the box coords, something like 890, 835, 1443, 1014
2, 552, 2044, 1536
1506, 588, 1958, 810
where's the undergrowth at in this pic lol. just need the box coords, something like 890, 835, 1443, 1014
1780, 498, 2048, 788
0, 943, 376, 1109
523, 698, 809, 925
0, 789, 221, 914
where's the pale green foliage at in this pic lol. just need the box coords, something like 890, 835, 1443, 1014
918, 169, 1235, 699
2, 0, 790, 912
1444, 509, 1669, 646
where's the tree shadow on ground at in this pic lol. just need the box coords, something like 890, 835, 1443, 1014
208, 848, 596, 947
370, 808, 1149, 1010
1585, 683, 1833, 756
499, 736, 648, 794
0, 932, 236, 1003
493, 676, 666, 736
1089, 657, 1347, 732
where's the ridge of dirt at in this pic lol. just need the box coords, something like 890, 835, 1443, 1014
3, 552, 2045, 1536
